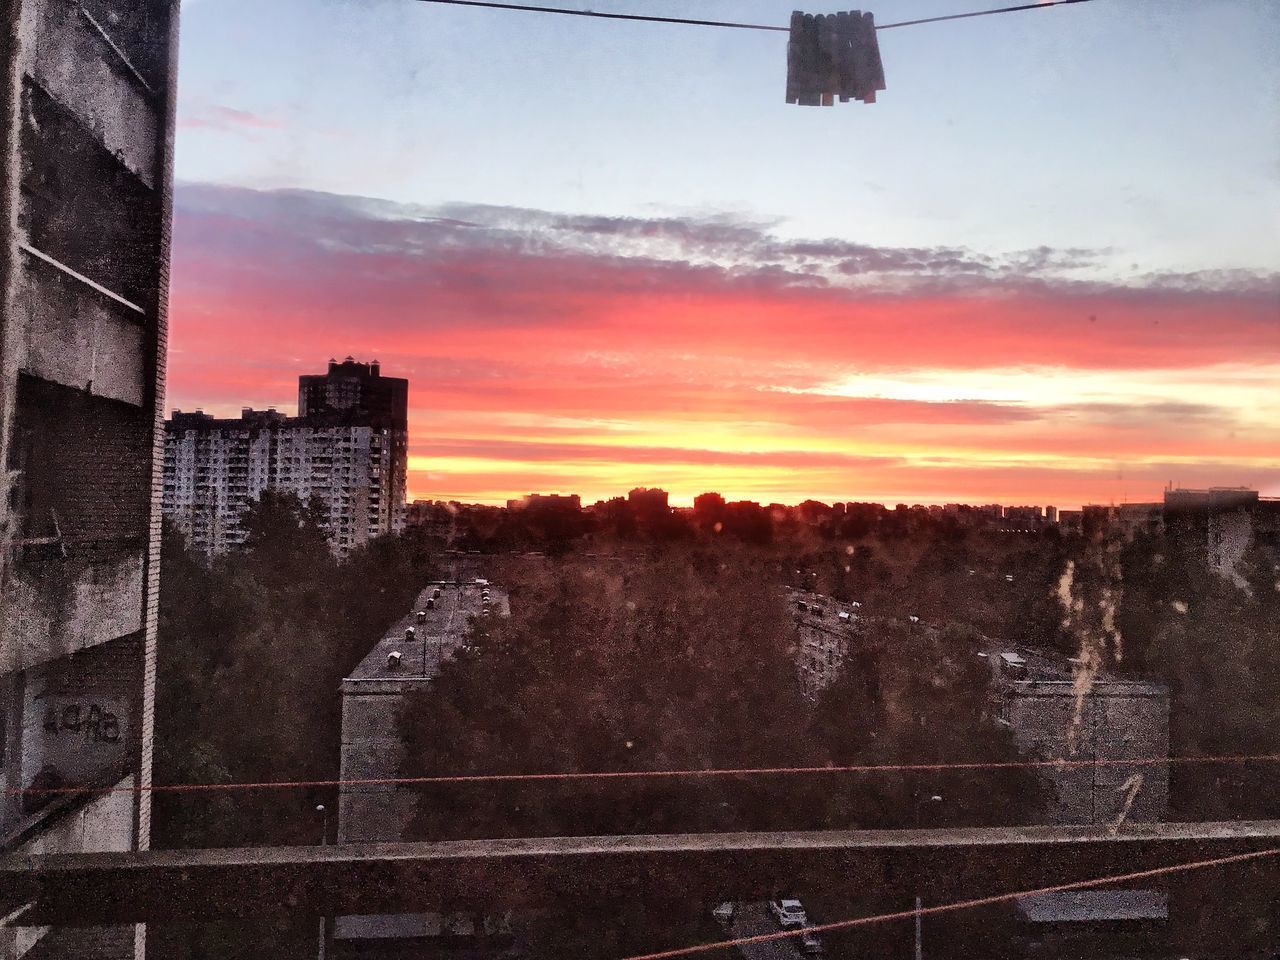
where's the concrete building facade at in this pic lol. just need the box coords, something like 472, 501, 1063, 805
335, 578, 509, 948
162, 361, 408, 557
1, 0, 179, 956
786, 587, 863, 699
988, 648, 1170, 826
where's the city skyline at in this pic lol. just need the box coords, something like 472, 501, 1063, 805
168, 0, 1280, 510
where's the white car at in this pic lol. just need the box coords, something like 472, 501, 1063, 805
769, 898, 808, 929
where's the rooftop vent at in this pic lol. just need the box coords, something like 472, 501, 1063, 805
1000, 652, 1029, 680
426, 598, 435, 610
405, 626, 416, 640
387, 651, 402, 669
416, 610, 427, 623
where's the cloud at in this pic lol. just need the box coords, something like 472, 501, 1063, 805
177, 105, 282, 134
167, 183, 1280, 506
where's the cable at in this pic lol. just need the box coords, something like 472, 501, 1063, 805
619, 845, 1280, 960
412, 0, 1097, 33
416, 0, 786, 31
9, 751, 1280, 798
879, 0, 1095, 30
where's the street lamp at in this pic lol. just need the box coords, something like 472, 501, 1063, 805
316, 804, 329, 960
913, 793, 943, 960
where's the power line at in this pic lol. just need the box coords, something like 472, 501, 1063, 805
620, 845, 1280, 960
10, 751, 1280, 798
412, 0, 1097, 33
879, 0, 1095, 30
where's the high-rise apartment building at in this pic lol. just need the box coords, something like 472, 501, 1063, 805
162, 360, 409, 556
1, 1, 179, 957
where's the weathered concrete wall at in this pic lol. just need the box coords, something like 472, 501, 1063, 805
1, 552, 143, 676
1, 3, 179, 957
18, 255, 146, 405
1005, 680, 1170, 825
337, 691, 416, 843
6, 775, 136, 960
27, 1, 157, 187
17, 635, 140, 798
16, 774, 135, 856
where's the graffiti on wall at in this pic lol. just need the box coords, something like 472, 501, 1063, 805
42, 700, 123, 744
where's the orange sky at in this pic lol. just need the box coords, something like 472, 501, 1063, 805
168, 186, 1280, 509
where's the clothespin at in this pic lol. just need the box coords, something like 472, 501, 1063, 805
787, 9, 886, 106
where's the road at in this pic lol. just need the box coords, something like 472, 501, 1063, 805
727, 902, 805, 960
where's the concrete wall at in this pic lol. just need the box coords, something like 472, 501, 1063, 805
17, 635, 141, 799
27, 0, 158, 187
1, 552, 143, 675
0, 2, 180, 959
4, 775, 137, 960
337, 690, 417, 843
18, 258, 146, 406
1005, 680, 1170, 825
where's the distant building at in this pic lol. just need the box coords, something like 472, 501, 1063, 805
1163, 486, 1277, 587
627, 487, 670, 515
786, 588, 864, 698
1082, 502, 1164, 539
1076, 486, 1279, 587
693, 492, 726, 514
506, 492, 581, 512
1057, 509, 1084, 535
162, 361, 408, 556
406, 499, 463, 541
994, 652, 1171, 937
1162, 485, 1258, 512
1045, 505, 1058, 524
335, 579, 510, 947
299, 357, 407, 427
1, 0, 179, 957
1004, 505, 1043, 522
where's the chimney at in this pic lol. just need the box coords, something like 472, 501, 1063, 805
370, 359, 380, 377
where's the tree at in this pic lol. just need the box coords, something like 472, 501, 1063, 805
398, 549, 1042, 959
151, 514, 438, 959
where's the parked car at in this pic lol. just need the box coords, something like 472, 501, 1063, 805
768, 898, 808, 929
799, 931, 825, 955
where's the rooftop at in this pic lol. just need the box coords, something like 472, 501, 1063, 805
343, 579, 509, 687
1017, 889, 1168, 923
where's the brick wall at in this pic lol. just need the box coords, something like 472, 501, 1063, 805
9, 374, 149, 544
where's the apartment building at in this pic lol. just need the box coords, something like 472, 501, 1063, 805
162, 360, 408, 556
0, 0, 180, 957
787, 587, 864, 698
986, 647, 1170, 826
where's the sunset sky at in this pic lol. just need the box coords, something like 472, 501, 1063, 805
169, 0, 1280, 508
